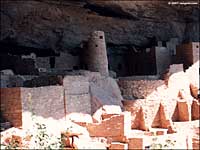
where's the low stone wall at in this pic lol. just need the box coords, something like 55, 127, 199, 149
118, 79, 165, 99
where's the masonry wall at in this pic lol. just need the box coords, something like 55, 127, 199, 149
85, 31, 109, 76
154, 46, 171, 76
35, 57, 50, 69
176, 42, 199, 69
118, 79, 165, 99
55, 52, 80, 70
63, 76, 91, 114
0, 86, 65, 128
0, 55, 37, 75
0, 88, 22, 127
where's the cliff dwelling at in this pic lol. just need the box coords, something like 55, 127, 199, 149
0, 0, 199, 149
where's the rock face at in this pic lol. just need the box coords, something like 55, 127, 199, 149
0, 0, 199, 52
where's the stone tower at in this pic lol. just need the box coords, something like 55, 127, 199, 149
86, 31, 109, 76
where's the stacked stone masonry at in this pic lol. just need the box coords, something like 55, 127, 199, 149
176, 42, 199, 69
0, 88, 22, 127
63, 75, 91, 114
84, 31, 109, 76
118, 79, 165, 99
0, 86, 65, 129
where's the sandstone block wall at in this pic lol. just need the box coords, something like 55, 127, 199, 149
0, 88, 22, 127
154, 46, 171, 75
87, 113, 131, 137
84, 31, 109, 76
55, 52, 80, 70
0, 86, 65, 128
63, 76, 89, 95
63, 75, 91, 114
176, 42, 199, 69
118, 79, 164, 99
21, 86, 65, 118
65, 94, 91, 114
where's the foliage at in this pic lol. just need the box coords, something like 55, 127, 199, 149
150, 137, 176, 149
31, 122, 64, 149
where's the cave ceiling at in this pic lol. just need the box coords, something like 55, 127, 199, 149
0, 0, 199, 53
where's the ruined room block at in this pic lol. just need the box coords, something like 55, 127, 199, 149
63, 75, 89, 95
182, 42, 199, 67
84, 31, 109, 76
109, 142, 128, 150
177, 100, 191, 121
154, 46, 171, 75
177, 42, 199, 69
191, 99, 200, 120
0, 86, 65, 129
86, 113, 131, 137
118, 79, 164, 99
65, 93, 91, 114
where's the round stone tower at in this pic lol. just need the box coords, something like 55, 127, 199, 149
86, 31, 109, 76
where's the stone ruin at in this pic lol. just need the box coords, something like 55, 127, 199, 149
0, 31, 199, 149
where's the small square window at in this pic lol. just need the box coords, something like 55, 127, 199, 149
99, 36, 103, 39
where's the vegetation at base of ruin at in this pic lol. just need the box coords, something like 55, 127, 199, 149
28, 93, 65, 149
1, 138, 21, 149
